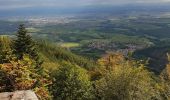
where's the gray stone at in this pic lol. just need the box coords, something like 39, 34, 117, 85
0, 90, 38, 100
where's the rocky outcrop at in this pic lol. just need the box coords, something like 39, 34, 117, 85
0, 90, 38, 100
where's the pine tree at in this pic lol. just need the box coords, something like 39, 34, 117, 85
13, 24, 42, 67
13, 24, 32, 58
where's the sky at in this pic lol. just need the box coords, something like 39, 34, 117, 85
1, 0, 170, 10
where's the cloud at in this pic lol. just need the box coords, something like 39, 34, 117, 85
0, 0, 170, 10
91, 0, 170, 5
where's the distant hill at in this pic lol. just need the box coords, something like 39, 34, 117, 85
134, 45, 170, 74
1, 4, 170, 19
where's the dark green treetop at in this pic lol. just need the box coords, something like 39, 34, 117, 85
13, 24, 42, 70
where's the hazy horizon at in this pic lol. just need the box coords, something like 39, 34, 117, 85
1, 0, 170, 19
1, 0, 170, 10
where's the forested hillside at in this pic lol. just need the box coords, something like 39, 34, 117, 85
2, 0, 170, 99
0, 25, 170, 100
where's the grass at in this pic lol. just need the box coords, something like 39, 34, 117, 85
26, 27, 40, 33
60, 42, 80, 48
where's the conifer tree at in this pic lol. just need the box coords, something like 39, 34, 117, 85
13, 24, 42, 67
13, 24, 32, 57
13, 24, 30, 58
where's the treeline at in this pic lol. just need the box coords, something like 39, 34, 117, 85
0, 25, 170, 100
0, 24, 51, 99
37, 40, 95, 70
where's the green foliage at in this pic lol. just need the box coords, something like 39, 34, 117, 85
13, 24, 31, 58
0, 55, 52, 100
1, 20, 170, 99
13, 24, 43, 75
0, 25, 52, 99
134, 45, 170, 73
159, 53, 170, 99
94, 53, 161, 100
13, 24, 39, 62
51, 62, 94, 100
38, 40, 95, 70
0, 36, 12, 63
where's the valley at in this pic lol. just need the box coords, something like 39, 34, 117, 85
1, 12, 170, 73
1, 1, 170, 99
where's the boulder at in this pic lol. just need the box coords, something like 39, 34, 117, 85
0, 90, 38, 100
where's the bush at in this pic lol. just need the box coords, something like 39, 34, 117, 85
94, 53, 161, 100
51, 62, 93, 100
0, 55, 52, 100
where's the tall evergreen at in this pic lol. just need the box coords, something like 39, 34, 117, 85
13, 24, 42, 67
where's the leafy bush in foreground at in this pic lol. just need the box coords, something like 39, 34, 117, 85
51, 62, 93, 100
